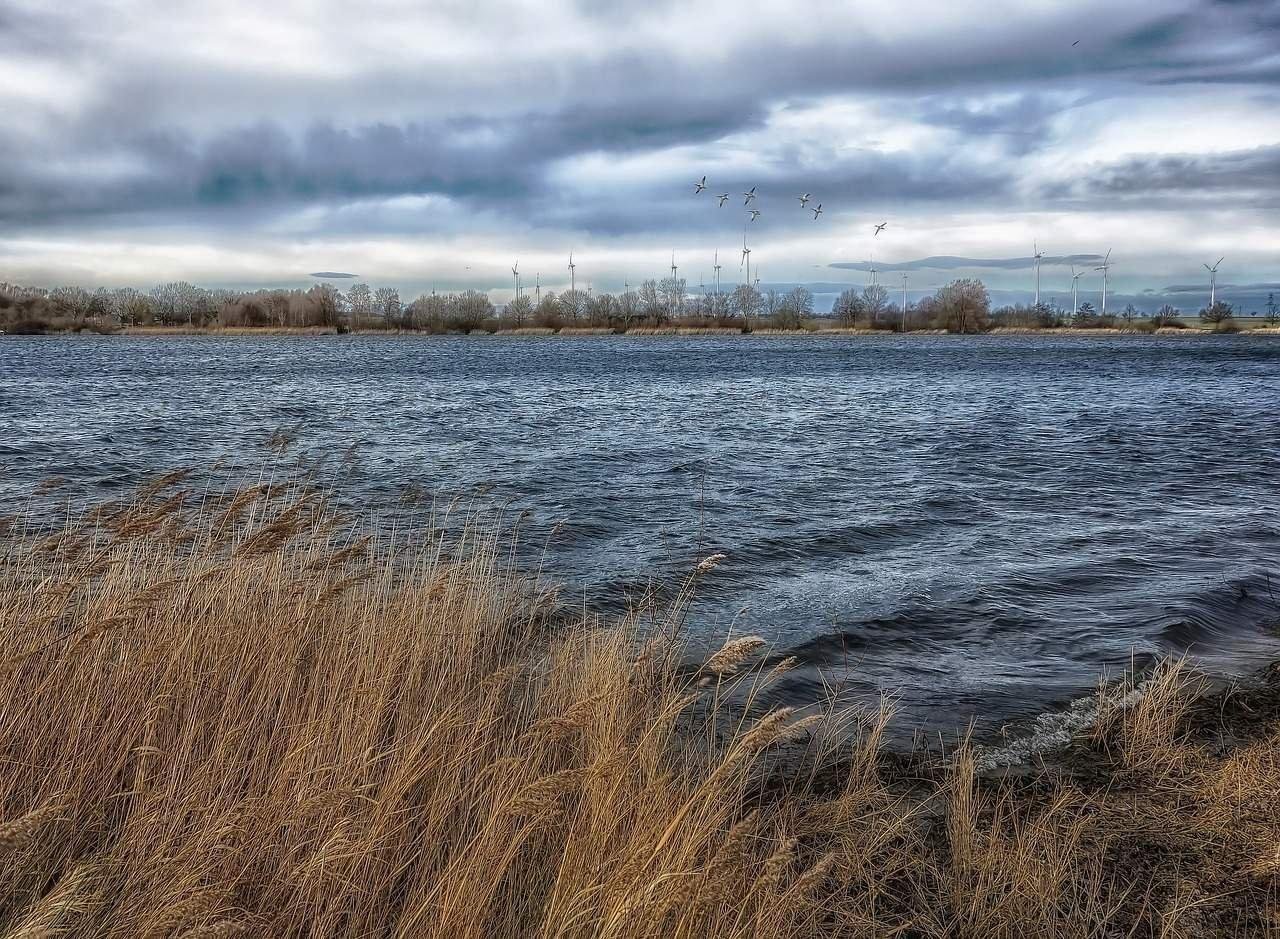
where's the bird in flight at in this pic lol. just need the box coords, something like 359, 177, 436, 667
873, 221, 888, 236
695, 175, 707, 194
798, 193, 811, 207
811, 204, 823, 220
1072, 39, 1080, 46
717, 193, 730, 207
748, 209, 761, 221
743, 186, 757, 205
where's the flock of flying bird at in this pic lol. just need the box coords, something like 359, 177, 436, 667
692, 175, 888, 291
693, 175, 887, 228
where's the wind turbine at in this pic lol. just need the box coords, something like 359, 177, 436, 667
867, 258, 880, 288
670, 251, 679, 282
1204, 257, 1224, 308
511, 260, 521, 302
1095, 250, 1113, 314
901, 272, 909, 332
1033, 241, 1044, 308
713, 250, 722, 294
1070, 265, 1085, 315
740, 233, 751, 288
568, 252, 576, 297
535, 273, 541, 305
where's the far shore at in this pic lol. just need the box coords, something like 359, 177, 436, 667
35, 322, 1280, 338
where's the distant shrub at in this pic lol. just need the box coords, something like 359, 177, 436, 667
1199, 301, 1234, 324
6, 318, 50, 335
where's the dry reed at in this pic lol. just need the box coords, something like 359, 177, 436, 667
1, 475, 1276, 936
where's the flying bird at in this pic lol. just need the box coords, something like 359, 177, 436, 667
811, 204, 823, 220
743, 186, 757, 205
798, 193, 811, 207
748, 209, 761, 222
1072, 39, 1080, 46
695, 175, 707, 194
873, 222, 888, 236
717, 193, 730, 207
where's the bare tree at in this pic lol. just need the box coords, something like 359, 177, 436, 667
505, 294, 533, 327
729, 284, 762, 323
1199, 300, 1234, 324
373, 287, 401, 323
346, 283, 373, 320
618, 290, 640, 329
639, 280, 663, 322
658, 276, 686, 321
932, 279, 990, 333
832, 288, 863, 327
448, 290, 494, 332
861, 284, 890, 326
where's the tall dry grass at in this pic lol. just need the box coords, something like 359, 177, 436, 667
0, 474, 1268, 936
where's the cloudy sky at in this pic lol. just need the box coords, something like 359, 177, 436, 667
2, 0, 1278, 310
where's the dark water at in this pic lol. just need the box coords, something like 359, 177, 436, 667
3, 335, 1279, 733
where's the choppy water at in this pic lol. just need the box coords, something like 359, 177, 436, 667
3, 334, 1279, 734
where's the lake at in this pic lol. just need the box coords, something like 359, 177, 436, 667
3, 334, 1279, 734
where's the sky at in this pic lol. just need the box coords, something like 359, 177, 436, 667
1, 0, 1278, 312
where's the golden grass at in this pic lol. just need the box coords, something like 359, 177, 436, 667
1, 477, 1277, 936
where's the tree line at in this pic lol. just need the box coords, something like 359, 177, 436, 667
2, 278, 1276, 334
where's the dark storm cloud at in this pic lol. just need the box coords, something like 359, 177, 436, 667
912, 93, 1083, 156
1082, 144, 1280, 196
0, 97, 766, 225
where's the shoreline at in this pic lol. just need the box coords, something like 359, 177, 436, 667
5, 323, 1278, 338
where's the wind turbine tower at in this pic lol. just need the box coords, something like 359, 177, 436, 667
1095, 250, 1113, 314
713, 250, 722, 294
568, 252, 576, 299
1204, 257, 1224, 308
1033, 241, 1044, 307
901, 272, 909, 332
1070, 265, 1085, 316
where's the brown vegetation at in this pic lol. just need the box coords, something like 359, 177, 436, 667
1, 477, 1278, 936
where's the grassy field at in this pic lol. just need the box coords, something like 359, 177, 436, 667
1, 475, 1278, 936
